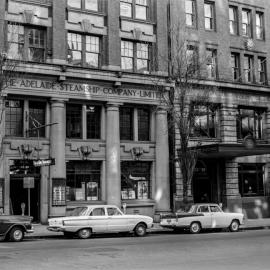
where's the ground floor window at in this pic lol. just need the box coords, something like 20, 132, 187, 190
238, 163, 264, 197
66, 161, 101, 201
121, 161, 151, 200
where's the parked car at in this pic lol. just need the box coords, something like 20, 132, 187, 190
0, 215, 34, 242
47, 205, 153, 239
160, 203, 244, 234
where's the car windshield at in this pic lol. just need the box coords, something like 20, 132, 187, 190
187, 205, 196, 213
68, 207, 88, 216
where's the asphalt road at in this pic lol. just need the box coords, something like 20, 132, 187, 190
0, 230, 270, 270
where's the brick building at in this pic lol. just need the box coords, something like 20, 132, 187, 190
170, 0, 270, 218
0, 0, 171, 223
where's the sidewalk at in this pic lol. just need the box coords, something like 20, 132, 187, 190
28, 219, 270, 239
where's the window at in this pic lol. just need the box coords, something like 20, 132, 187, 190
242, 9, 252, 37
28, 101, 46, 137
66, 161, 101, 201
121, 41, 150, 72
67, 0, 98, 11
185, 0, 196, 27
206, 48, 217, 79
231, 53, 240, 81
256, 12, 264, 40
236, 107, 264, 139
90, 208, 105, 216
138, 108, 150, 141
204, 2, 215, 30
7, 23, 45, 62
210, 205, 221, 212
68, 33, 100, 68
66, 104, 82, 139
86, 105, 100, 139
107, 207, 122, 216
5, 100, 23, 137
238, 164, 264, 197
192, 104, 219, 138
186, 45, 198, 75
197, 205, 209, 213
258, 57, 267, 85
229, 6, 238, 35
243, 55, 254, 83
120, 0, 148, 20
121, 161, 151, 200
120, 107, 133, 140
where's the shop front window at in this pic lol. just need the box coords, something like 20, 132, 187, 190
121, 161, 151, 200
66, 104, 82, 138
120, 107, 133, 140
28, 101, 46, 137
66, 161, 101, 201
238, 164, 264, 197
5, 100, 23, 137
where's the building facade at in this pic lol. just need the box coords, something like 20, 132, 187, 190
171, 0, 270, 218
0, 0, 171, 223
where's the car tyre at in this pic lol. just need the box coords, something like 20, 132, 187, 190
77, 228, 92, 239
134, 223, 147, 237
9, 227, 24, 242
229, 220, 239, 232
190, 222, 201, 234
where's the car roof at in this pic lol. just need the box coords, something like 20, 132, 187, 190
81, 205, 119, 208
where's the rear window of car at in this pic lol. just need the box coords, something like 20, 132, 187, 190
197, 206, 209, 213
69, 207, 88, 216
210, 205, 221, 212
107, 207, 122, 216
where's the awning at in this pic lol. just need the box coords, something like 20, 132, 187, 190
194, 143, 270, 159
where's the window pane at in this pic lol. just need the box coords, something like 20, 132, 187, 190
67, 0, 81, 8
5, 100, 23, 137
120, 107, 133, 140
85, 0, 98, 11
68, 33, 82, 65
120, 2, 132, 17
28, 101, 46, 137
121, 41, 134, 71
66, 104, 82, 138
135, 5, 147, 20
7, 24, 24, 60
86, 105, 100, 139
138, 108, 150, 141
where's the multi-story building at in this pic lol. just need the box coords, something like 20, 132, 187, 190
171, 0, 270, 218
0, 0, 171, 223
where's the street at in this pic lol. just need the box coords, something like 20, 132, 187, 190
0, 230, 270, 270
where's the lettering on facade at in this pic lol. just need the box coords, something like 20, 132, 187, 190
6, 79, 164, 100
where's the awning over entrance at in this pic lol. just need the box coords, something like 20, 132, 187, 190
195, 143, 270, 159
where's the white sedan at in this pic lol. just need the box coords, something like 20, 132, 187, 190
47, 205, 153, 239
160, 203, 244, 234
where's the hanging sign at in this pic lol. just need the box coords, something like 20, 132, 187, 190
23, 177, 35, 189
33, 158, 55, 167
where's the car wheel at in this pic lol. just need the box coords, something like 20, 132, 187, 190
63, 232, 74, 238
134, 223, 147, 237
9, 227, 24, 242
190, 222, 201, 234
229, 220, 239, 232
77, 228, 92, 239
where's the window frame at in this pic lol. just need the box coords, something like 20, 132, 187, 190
206, 48, 218, 80
256, 11, 264, 40
242, 9, 252, 37
258, 57, 267, 85
243, 54, 254, 83
67, 0, 99, 12
120, 0, 149, 21
229, 6, 238, 35
204, 1, 215, 31
231, 52, 240, 82
185, 0, 197, 28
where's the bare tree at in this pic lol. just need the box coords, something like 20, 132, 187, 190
153, 21, 216, 208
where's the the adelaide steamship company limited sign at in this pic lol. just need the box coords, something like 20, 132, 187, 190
6, 79, 164, 101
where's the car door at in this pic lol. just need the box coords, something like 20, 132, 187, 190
210, 205, 229, 228
196, 205, 212, 228
106, 206, 128, 232
88, 207, 108, 233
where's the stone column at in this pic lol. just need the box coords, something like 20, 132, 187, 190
105, 102, 121, 207
155, 107, 170, 212
223, 160, 242, 213
220, 105, 237, 143
40, 166, 49, 224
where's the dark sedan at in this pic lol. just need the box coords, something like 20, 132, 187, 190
0, 215, 34, 241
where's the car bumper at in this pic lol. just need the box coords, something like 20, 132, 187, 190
26, 229, 34, 234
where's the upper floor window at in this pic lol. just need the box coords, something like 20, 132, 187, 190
243, 55, 254, 83
256, 12, 264, 40
192, 104, 219, 138
185, 0, 196, 27
5, 100, 23, 137
186, 44, 198, 75
242, 9, 252, 37
204, 2, 215, 30
67, 0, 98, 11
206, 48, 217, 79
67, 33, 100, 68
7, 23, 45, 62
229, 6, 238, 35
258, 57, 267, 85
236, 107, 264, 139
120, 0, 149, 21
231, 52, 240, 81
121, 40, 150, 72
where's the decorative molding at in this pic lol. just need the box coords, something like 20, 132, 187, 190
20, 144, 35, 159
133, 27, 143, 40
131, 146, 144, 161
81, 19, 92, 33
78, 145, 92, 160
23, 9, 34, 24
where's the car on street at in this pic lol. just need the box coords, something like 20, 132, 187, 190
0, 215, 34, 242
160, 203, 244, 233
47, 204, 153, 239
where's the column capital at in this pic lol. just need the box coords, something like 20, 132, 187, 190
106, 101, 123, 108
50, 97, 69, 103
156, 106, 168, 115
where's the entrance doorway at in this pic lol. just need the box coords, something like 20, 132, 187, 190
9, 160, 40, 222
